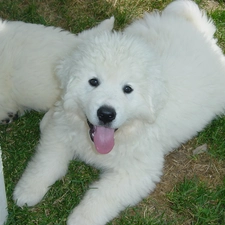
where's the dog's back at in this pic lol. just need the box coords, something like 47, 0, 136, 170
0, 19, 78, 123
125, 0, 225, 153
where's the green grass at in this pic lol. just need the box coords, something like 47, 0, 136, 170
167, 178, 225, 224
196, 116, 225, 160
0, 0, 225, 225
211, 10, 225, 52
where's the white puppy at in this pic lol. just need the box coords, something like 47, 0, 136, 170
0, 17, 114, 123
13, 1, 225, 225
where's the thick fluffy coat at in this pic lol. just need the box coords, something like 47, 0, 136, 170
13, 1, 225, 224
0, 17, 114, 123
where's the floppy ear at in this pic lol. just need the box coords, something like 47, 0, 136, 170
56, 17, 115, 90
78, 16, 115, 38
143, 67, 168, 124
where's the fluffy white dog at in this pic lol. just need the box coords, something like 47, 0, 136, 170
0, 17, 114, 123
13, 0, 225, 224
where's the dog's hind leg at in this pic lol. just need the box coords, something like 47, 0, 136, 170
0, 73, 22, 124
0, 104, 20, 124
1, 112, 19, 124
0, 92, 22, 124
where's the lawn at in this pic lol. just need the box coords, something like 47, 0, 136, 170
0, 0, 225, 224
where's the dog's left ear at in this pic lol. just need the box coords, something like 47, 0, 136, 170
78, 16, 115, 38
56, 17, 115, 90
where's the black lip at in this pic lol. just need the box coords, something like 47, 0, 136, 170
87, 120, 95, 142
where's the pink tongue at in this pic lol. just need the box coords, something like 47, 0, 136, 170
93, 126, 115, 154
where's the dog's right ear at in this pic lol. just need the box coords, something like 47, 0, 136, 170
78, 16, 115, 38
96, 16, 115, 31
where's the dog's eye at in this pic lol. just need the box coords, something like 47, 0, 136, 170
123, 85, 133, 94
89, 78, 100, 87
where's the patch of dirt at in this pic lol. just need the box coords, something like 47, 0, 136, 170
201, 0, 224, 11
144, 139, 225, 222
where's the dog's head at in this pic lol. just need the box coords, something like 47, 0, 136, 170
57, 31, 166, 154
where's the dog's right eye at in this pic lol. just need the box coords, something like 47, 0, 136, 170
89, 78, 100, 87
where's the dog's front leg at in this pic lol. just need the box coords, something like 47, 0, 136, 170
67, 165, 163, 225
13, 125, 74, 207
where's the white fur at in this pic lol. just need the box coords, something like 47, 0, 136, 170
0, 17, 114, 122
13, 1, 225, 225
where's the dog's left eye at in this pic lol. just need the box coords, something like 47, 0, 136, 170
123, 85, 133, 94
89, 78, 100, 87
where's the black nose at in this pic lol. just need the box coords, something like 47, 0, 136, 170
97, 106, 116, 124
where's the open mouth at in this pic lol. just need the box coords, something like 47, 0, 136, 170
87, 120, 95, 142
87, 120, 115, 154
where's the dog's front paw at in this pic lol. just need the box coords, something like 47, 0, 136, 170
67, 215, 92, 225
67, 208, 101, 225
67, 215, 95, 225
13, 180, 48, 207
